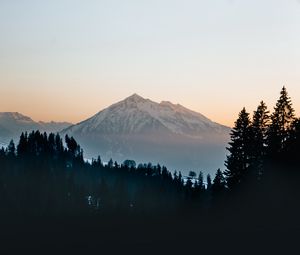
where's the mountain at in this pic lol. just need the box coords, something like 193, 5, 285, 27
63, 94, 230, 175
0, 112, 72, 145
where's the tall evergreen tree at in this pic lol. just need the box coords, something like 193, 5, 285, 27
107, 159, 114, 169
65, 135, 80, 157
178, 171, 183, 186
224, 108, 252, 189
212, 169, 226, 194
251, 101, 270, 178
267, 86, 295, 154
189, 171, 197, 179
17, 132, 28, 157
206, 174, 212, 190
198, 171, 204, 190
7, 140, 16, 157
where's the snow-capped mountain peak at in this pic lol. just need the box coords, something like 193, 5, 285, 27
64, 94, 229, 137
124, 93, 146, 103
61, 94, 230, 173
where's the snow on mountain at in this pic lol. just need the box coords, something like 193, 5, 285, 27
66, 94, 229, 137
63, 94, 230, 175
0, 112, 72, 146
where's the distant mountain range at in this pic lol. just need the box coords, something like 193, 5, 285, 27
0, 112, 72, 145
62, 94, 231, 174
0, 95, 231, 174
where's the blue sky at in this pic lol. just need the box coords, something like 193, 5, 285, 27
0, 0, 300, 126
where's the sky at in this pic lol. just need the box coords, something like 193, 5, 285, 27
0, 0, 300, 127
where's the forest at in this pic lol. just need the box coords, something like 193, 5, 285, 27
0, 87, 299, 253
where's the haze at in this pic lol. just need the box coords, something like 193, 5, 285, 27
1, 0, 300, 127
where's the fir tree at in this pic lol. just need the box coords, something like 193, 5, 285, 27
206, 174, 212, 190
267, 86, 295, 154
65, 135, 80, 157
189, 171, 197, 179
251, 101, 270, 178
107, 159, 114, 169
178, 171, 183, 185
17, 132, 28, 157
212, 169, 226, 194
224, 108, 252, 189
7, 140, 16, 157
198, 171, 204, 190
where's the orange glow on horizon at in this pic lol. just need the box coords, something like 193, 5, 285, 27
1, 84, 300, 129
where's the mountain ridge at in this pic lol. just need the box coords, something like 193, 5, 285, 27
64, 94, 229, 137
0, 112, 72, 145
62, 94, 230, 174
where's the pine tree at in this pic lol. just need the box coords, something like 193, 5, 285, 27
178, 171, 183, 185
206, 174, 212, 190
107, 158, 114, 169
93, 155, 103, 168
65, 135, 80, 157
185, 178, 193, 194
55, 133, 64, 154
198, 171, 204, 190
212, 169, 226, 194
47, 133, 56, 155
189, 171, 197, 179
224, 108, 252, 189
7, 140, 16, 157
17, 132, 28, 157
251, 101, 270, 178
267, 86, 295, 154
173, 170, 178, 179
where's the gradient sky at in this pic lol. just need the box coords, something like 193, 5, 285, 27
0, 0, 300, 127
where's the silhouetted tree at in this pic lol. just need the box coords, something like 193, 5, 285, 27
189, 171, 197, 179
7, 140, 16, 157
224, 108, 252, 189
178, 171, 183, 186
206, 174, 212, 190
92, 156, 103, 168
251, 101, 270, 179
65, 135, 81, 157
17, 132, 28, 157
185, 178, 193, 197
212, 169, 226, 194
198, 171, 204, 190
107, 158, 114, 168
123, 160, 136, 168
267, 86, 295, 155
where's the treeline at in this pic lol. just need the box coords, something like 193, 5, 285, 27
217, 87, 300, 230
224, 86, 299, 189
0, 131, 220, 216
0, 87, 299, 219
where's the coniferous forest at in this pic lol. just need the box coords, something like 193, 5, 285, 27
1, 87, 300, 253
